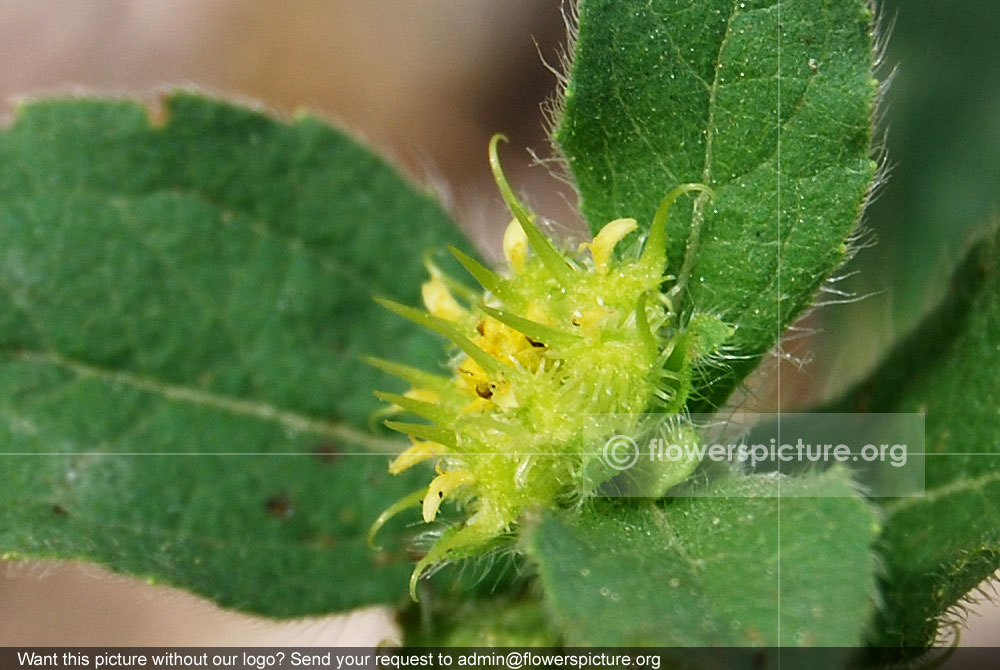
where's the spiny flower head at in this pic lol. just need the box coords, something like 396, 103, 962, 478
369, 135, 730, 599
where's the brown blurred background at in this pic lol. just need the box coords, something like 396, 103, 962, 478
1, 0, 996, 647
0, 1, 584, 253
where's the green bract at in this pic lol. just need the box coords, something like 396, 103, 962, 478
370, 136, 733, 598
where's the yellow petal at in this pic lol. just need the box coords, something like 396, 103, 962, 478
423, 470, 475, 522
502, 218, 529, 274
571, 304, 617, 331
459, 396, 493, 414
421, 274, 466, 322
456, 357, 490, 386
389, 439, 443, 475
581, 218, 637, 273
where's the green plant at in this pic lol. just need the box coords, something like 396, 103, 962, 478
1, 0, 997, 657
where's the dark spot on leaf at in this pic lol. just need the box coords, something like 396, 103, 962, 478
526, 336, 545, 347
475, 382, 494, 399
852, 387, 872, 413
438, 491, 443, 499
372, 550, 396, 567
310, 534, 338, 549
265, 493, 294, 519
146, 96, 169, 128
52, 504, 68, 517
338, 506, 359, 524
744, 626, 765, 645
313, 442, 342, 464
476, 320, 486, 335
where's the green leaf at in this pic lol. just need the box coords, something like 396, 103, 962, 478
402, 593, 562, 647
861, 0, 1000, 334
0, 93, 471, 616
829, 226, 1000, 649
526, 470, 879, 645
556, 0, 878, 408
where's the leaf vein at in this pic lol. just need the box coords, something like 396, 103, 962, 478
9, 349, 403, 452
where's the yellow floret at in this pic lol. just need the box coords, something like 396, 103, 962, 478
579, 217, 638, 273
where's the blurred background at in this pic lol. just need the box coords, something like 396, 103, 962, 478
1, 0, 997, 647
